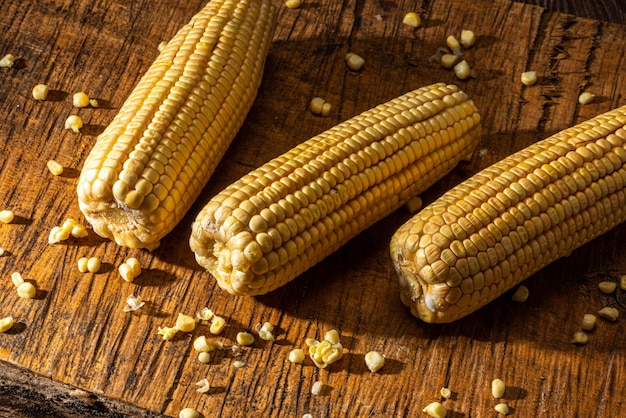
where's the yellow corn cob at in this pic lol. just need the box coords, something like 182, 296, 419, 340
190, 83, 482, 295
390, 105, 626, 323
76, 0, 277, 250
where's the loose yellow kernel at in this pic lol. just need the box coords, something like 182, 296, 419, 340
446, 35, 461, 52
597, 307, 619, 321
195, 378, 210, 393
521, 71, 538, 86
578, 91, 595, 105
77, 257, 89, 273
198, 351, 211, 364
178, 408, 200, 418
440, 387, 452, 399
71, 224, 88, 238
0, 248, 5, 257
491, 378, 505, 398
32, 84, 49, 100
257, 322, 275, 341
0, 210, 15, 224
126, 257, 141, 276
345, 52, 365, 71
422, 402, 447, 418
17, 282, 36, 299
571, 331, 589, 345
0, 54, 15, 68
157, 326, 178, 341
89, 98, 99, 107
460, 29, 476, 48
193, 336, 214, 352
440, 53, 458, 69
494, 403, 510, 415
311, 381, 323, 395
598, 281, 617, 294
288, 348, 305, 364
176, 313, 196, 333
46, 159, 64, 176
453, 60, 471, 80
87, 257, 101, 273
10, 272, 24, 287
364, 351, 385, 372
197, 307, 214, 321
236, 331, 255, 346
310, 97, 325, 115
232, 360, 245, 368
210, 315, 226, 334
65, 115, 83, 133
511, 285, 529, 302
320, 102, 332, 117
72, 92, 90, 108
402, 12, 421, 28
0, 316, 14, 333
285, 0, 301, 9
581, 314, 597, 331
118, 263, 135, 282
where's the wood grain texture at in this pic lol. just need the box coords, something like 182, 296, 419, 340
1, 0, 625, 417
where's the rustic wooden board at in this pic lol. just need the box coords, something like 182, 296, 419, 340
1, 0, 626, 416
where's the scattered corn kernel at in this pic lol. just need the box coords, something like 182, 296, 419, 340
198, 351, 211, 363
49, 219, 88, 244
320, 102, 332, 117
453, 60, 471, 80
198, 307, 214, 321
598, 281, 617, 294
87, 257, 101, 273
17, 282, 36, 299
10, 272, 24, 287
232, 360, 245, 368
446, 35, 461, 53
422, 401, 447, 418
119, 257, 141, 282
494, 403, 510, 415
0, 210, 14, 224
210, 315, 226, 334
65, 115, 83, 133
364, 351, 385, 372
157, 326, 178, 341
571, 331, 589, 345
288, 348, 305, 364
126, 257, 141, 276
178, 408, 200, 418
32, 84, 49, 100
89, 98, 99, 107
176, 313, 196, 333
46, 159, 64, 176
308, 329, 343, 368
440, 387, 452, 399
578, 91, 595, 105
73, 92, 90, 108
0, 316, 14, 333
0, 54, 15, 68
491, 378, 505, 398
236, 331, 255, 346
511, 285, 529, 302
521, 71, 537, 86
402, 12, 421, 28
324, 329, 340, 344
77, 257, 89, 273
195, 378, 210, 393
460, 29, 476, 48
345, 52, 365, 71
71, 224, 88, 239
123, 294, 145, 312
257, 322, 275, 341
598, 306, 619, 321
285, 0, 301, 9
440, 53, 458, 69
311, 381, 323, 396
581, 314, 597, 331
0, 248, 5, 257
309, 97, 325, 115
621, 275, 626, 291
194, 336, 215, 352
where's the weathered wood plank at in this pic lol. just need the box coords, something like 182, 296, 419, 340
1, 0, 625, 417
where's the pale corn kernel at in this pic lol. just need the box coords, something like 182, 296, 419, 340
494, 403, 510, 415
157, 326, 178, 341
236, 331, 255, 346
89, 98, 99, 108
197, 307, 214, 321
571, 331, 589, 345
178, 408, 200, 418
598, 281, 617, 294
232, 360, 245, 368
364, 351, 385, 372
65, 115, 83, 133
118, 263, 135, 282
578, 91, 595, 105
453, 60, 471, 80
308, 330, 343, 368
446, 35, 461, 53
157, 41, 168, 52
198, 351, 211, 363
257, 322, 275, 341
176, 313, 196, 332
621, 275, 626, 291
440, 387, 452, 399
0, 248, 5, 257
302, 414, 313, 418
320, 102, 332, 117
125, 257, 141, 276
73, 92, 90, 108
193, 336, 214, 352
324, 329, 340, 344
47, 159, 64, 176
0, 316, 14, 333
511, 285, 529, 302
440, 54, 458, 69
0, 210, 14, 224
17, 282, 36, 299
422, 402, 447, 418
304, 338, 318, 347
521, 71, 537, 86
210, 315, 226, 334
491, 378, 505, 398
402, 12, 421, 28
310, 97, 325, 115
0, 54, 15, 68
405, 196, 423, 213
311, 381, 323, 395
71, 224, 88, 238
195, 378, 210, 393
87, 257, 101, 273
285, 0, 301, 9
77, 257, 89, 273
10, 272, 24, 287
32, 84, 49, 100
581, 314, 597, 331
345, 52, 365, 71
460, 29, 476, 48
598, 307, 619, 321
288, 348, 305, 363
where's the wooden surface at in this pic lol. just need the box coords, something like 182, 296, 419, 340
1, 0, 626, 417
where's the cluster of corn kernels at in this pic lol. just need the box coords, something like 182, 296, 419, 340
48, 218, 88, 244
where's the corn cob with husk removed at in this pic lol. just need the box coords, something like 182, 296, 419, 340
190, 83, 482, 295
76, 0, 276, 250
390, 105, 626, 323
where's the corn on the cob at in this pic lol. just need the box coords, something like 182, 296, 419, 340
390, 105, 626, 323
76, 0, 277, 250
190, 83, 482, 295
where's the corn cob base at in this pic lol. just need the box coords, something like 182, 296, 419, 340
191, 83, 482, 296
390, 105, 626, 323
